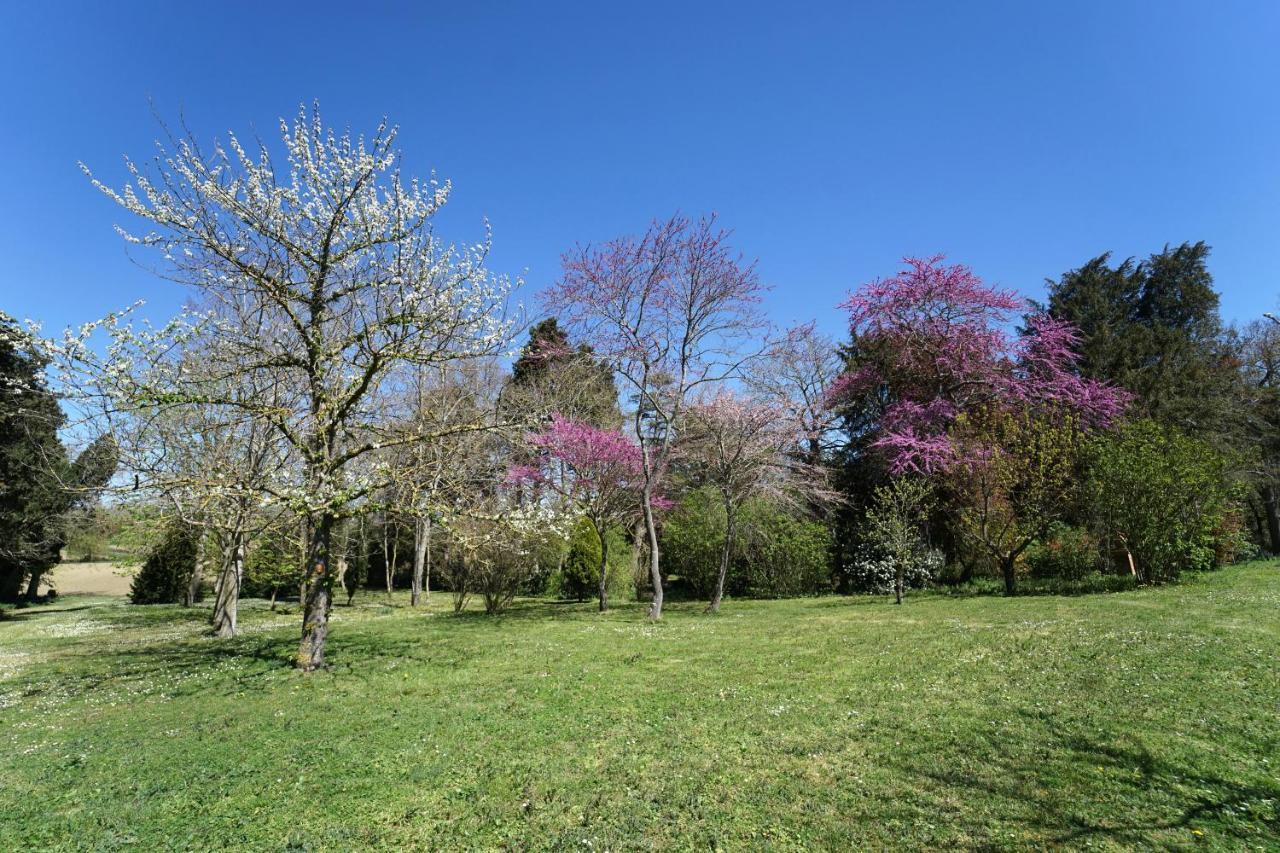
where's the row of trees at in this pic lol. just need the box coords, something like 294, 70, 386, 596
2, 106, 1268, 671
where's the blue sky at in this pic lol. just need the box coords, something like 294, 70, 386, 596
2, 1, 1278, 341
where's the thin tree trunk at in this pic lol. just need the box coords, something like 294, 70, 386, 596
297, 516, 333, 672
596, 522, 610, 612
411, 516, 428, 606
424, 517, 432, 602
185, 529, 207, 607
642, 491, 663, 620
212, 533, 244, 638
269, 586, 279, 610
894, 555, 904, 605
707, 503, 735, 614
383, 514, 394, 597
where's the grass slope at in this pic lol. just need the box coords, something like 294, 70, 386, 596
1, 564, 1277, 850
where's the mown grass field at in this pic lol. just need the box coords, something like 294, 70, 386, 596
1, 563, 1277, 850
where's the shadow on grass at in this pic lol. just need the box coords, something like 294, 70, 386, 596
895, 708, 1279, 846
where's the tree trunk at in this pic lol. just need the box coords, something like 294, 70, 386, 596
185, 530, 207, 607
596, 522, 610, 613
212, 534, 244, 638
707, 504, 735, 614
1264, 484, 1280, 554
297, 516, 333, 672
642, 491, 663, 620
383, 515, 394, 597
23, 569, 44, 602
412, 515, 430, 606
1001, 555, 1017, 596
894, 557, 904, 605
269, 586, 279, 610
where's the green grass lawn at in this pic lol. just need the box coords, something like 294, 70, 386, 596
1, 564, 1277, 851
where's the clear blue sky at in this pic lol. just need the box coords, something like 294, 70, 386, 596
2, 1, 1278, 341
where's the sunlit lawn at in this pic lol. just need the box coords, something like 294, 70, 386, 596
1, 563, 1277, 850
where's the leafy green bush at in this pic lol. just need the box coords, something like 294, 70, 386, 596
660, 488, 726, 598
661, 488, 834, 599
129, 521, 199, 604
1085, 420, 1243, 583
737, 501, 834, 597
1026, 525, 1103, 580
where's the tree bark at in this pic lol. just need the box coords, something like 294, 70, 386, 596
642, 490, 663, 620
596, 522, 610, 613
383, 514, 395, 597
297, 516, 333, 672
1001, 555, 1017, 596
411, 515, 430, 606
23, 569, 44, 602
894, 557, 904, 605
212, 533, 244, 638
1263, 484, 1280, 554
707, 503, 735, 614
185, 530, 206, 608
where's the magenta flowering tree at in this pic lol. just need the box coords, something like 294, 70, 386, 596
509, 414, 646, 611
543, 214, 767, 619
830, 255, 1127, 475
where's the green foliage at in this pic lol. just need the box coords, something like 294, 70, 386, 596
553, 516, 629, 601
0, 312, 70, 601
950, 406, 1086, 593
662, 487, 834, 598
2, 564, 1278, 848
736, 501, 834, 598
243, 536, 301, 600
853, 477, 938, 600
1046, 242, 1239, 438
1025, 524, 1104, 580
129, 521, 200, 605
1085, 419, 1242, 583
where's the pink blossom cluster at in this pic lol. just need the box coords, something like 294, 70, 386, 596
831, 255, 1129, 474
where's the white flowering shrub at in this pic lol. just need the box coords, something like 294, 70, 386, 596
843, 544, 942, 595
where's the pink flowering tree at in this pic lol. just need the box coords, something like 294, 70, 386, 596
682, 391, 832, 613
830, 255, 1128, 475
508, 414, 647, 612
830, 256, 1128, 593
543, 214, 767, 619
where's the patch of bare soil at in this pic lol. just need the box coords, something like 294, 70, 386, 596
40, 562, 135, 596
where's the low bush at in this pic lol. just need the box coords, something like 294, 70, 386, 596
1026, 525, 1103, 580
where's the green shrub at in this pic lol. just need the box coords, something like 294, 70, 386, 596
661, 488, 835, 599
1026, 525, 1103, 580
129, 521, 199, 604
551, 517, 630, 601
737, 501, 834, 597
243, 536, 301, 602
1085, 420, 1243, 583
661, 488, 728, 598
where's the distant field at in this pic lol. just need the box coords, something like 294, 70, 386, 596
39, 562, 134, 597
1, 563, 1277, 850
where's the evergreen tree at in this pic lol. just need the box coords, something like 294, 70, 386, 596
1046, 242, 1239, 438
0, 313, 119, 603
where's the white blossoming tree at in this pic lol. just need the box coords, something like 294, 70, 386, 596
79, 105, 518, 670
